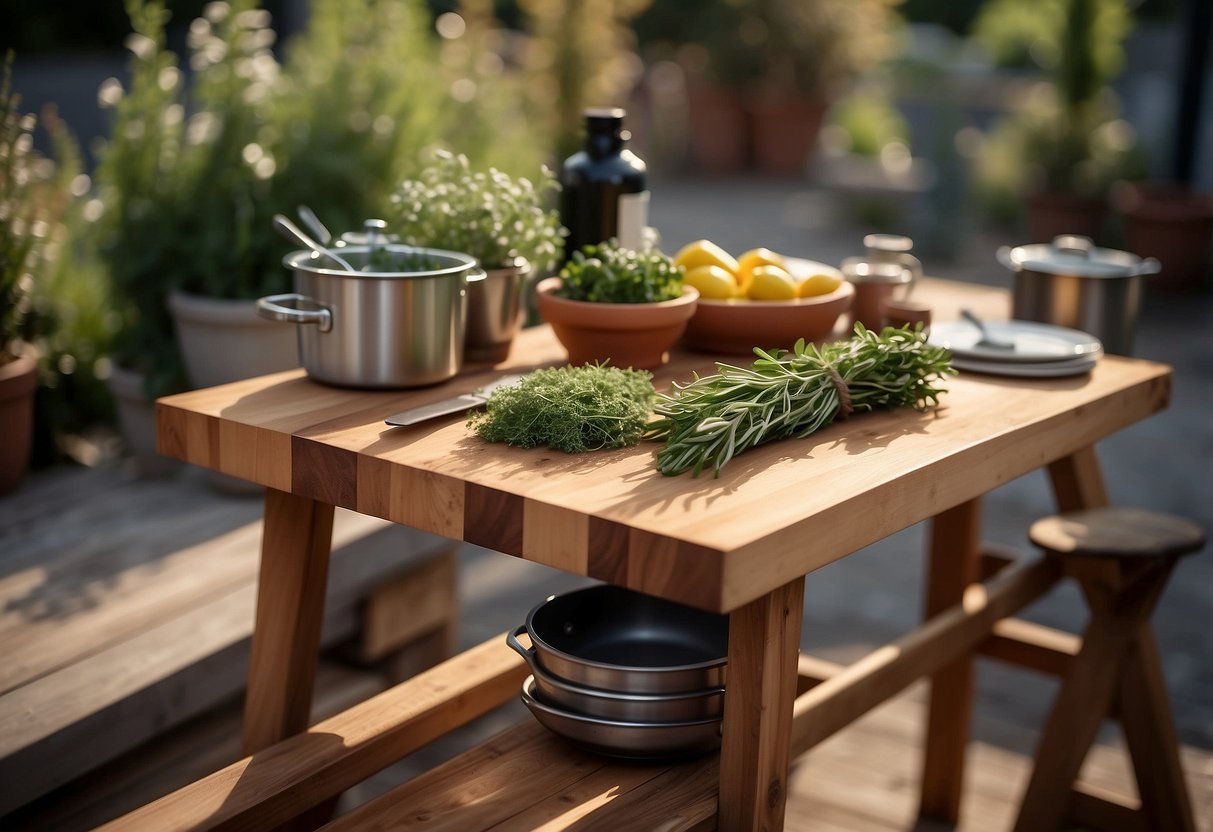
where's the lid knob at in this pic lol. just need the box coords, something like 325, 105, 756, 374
1052, 235, 1093, 258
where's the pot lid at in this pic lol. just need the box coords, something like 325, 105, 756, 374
1002, 235, 1159, 278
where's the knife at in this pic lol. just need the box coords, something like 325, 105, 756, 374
384, 374, 523, 427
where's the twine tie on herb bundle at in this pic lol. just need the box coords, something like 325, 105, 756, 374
827, 365, 853, 420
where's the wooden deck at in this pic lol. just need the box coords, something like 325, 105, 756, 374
2, 461, 1210, 830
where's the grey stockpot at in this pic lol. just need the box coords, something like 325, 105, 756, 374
258, 244, 485, 388
997, 234, 1160, 356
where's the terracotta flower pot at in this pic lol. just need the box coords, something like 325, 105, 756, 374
1026, 191, 1108, 244
1114, 182, 1213, 293
535, 277, 698, 370
747, 93, 828, 177
0, 354, 37, 495
685, 82, 749, 175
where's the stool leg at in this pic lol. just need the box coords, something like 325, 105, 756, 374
1013, 563, 1170, 832
1119, 621, 1197, 832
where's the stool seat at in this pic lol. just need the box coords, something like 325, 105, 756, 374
1030, 507, 1206, 561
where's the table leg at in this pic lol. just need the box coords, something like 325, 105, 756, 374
719, 578, 805, 831
918, 497, 982, 823
1047, 445, 1109, 511
242, 488, 336, 755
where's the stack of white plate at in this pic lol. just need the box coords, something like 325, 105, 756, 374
929, 319, 1103, 377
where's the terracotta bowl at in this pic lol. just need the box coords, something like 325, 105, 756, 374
683, 280, 854, 355
535, 277, 699, 370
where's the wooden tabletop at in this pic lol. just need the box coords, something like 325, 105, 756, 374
156, 278, 1171, 613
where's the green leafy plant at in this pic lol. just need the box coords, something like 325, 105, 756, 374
557, 240, 683, 304
1, 56, 78, 363
92, 0, 277, 394
468, 364, 655, 453
647, 325, 954, 477
90, 0, 551, 398
388, 149, 563, 271
518, 0, 651, 159
972, 0, 1143, 203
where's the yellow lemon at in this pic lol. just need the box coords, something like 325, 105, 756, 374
683, 265, 738, 300
746, 265, 798, 300
736, 247, 787, 293
673, 239, 739, 276
797, 272, 843, 298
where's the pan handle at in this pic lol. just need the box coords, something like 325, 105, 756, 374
506, 623, 538, 670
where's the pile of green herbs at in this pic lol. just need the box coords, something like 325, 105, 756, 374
557, 241, 683, 304
468, 364, 655, 454
647, 325, 955, 477
363, 247, 442, 273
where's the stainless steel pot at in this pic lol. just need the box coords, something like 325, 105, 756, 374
258, 245, 485, 388
465, 259, 531, 364
520, 677, 722, 760
509, 634, 725, 722
511, 585, 728, 695
997, 234, 1160, 356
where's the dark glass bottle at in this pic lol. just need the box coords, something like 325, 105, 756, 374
560, 108, 649, 261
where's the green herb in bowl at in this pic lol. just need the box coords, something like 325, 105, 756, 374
557, 241, 684, 304
468, 364, 655, 453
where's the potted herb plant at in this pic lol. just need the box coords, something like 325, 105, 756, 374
973, 0, 1143, 242
535, 240, 697, 369
0, 61, 77, 493
96, 0, 545, 404
387, 150, 564, 363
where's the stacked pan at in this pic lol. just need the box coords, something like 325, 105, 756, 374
507, 584, 729, 760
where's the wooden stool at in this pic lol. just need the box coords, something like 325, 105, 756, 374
1014, 507, 1205, 832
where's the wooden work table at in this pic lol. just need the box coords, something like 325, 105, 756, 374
155, 277, 1172, 830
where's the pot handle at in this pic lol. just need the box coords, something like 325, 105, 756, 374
505, 623, 538, 670
1138, 257, 1162, 276
257, 293, 333, 332
467, 268, 487, 285
996, 246, 1017, 270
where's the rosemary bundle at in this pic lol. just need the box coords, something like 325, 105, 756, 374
647, 326, 955, 477
469, 364, 655, 453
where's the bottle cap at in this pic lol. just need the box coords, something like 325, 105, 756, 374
584, 107, 626, 123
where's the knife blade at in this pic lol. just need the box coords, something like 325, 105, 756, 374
384, 374, 522, 427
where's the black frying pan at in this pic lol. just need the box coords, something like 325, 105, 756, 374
508, 584, 728, 694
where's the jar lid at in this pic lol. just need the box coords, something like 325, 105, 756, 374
841, 258, 912, 284
1002, 235, 1159, 279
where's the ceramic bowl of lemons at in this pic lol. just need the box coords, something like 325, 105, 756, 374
682, 255, 853, 355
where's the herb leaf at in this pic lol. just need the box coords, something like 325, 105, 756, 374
469, 364, 656, 453
557, 241, 683, 304
646, 325, 955, 477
